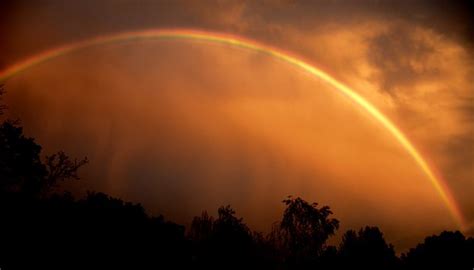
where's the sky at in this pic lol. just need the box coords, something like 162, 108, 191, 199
1, 0, 473, 251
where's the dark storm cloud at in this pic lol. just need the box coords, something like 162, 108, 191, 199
366, 23, 439, 95
0, 0, 245, 67
442, 135, 474, 181
0, 0, 472, 68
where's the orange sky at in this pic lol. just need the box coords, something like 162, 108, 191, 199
1, 0, 472, 251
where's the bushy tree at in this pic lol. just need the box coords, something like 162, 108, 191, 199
402, 231, 474, 269
338, 226, 399, 269
0, 86, 87, 196
189, 205, 254, 268
271, 196, 339, 266
0, 120, 47, 195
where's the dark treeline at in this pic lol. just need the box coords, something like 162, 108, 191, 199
0, 86, 473, 269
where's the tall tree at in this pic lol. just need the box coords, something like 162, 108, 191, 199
0, 86, 87, 196
273, 196, 339, 266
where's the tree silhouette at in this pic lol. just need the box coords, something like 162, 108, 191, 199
0, 119, 87, 197
0, 87, 190, 269
190, 210, 214, 242
0, 120, 46, 195
44, 151, 88, 194
189, 205, 255, 268
402, 231, 474, 269
338, 226, 399, 269
271, 196, 339, 267
213, 205, 252, 244
0, 87, 87, 197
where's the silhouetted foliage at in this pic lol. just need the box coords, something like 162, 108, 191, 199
0, 89, 188, 269
190, 210, 214, 242
270, 196, 339, 267
0, 110, 86, 196
44, 151, 88, 193
338, 226, 400, 269
0, 191, 190, 269
0, 87, 47, 194
0, 119, 53, 196
189, 205, 257, 268
401, 231, 474, 269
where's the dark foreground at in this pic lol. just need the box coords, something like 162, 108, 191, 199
0, 87, 473, 269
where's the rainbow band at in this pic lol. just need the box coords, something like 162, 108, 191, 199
0, 29, 465, 229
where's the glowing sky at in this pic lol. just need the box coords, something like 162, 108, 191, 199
1, 0, 472, 251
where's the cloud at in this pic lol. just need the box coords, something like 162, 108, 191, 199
367, 23, 439, 95
362, 23, 474, 224
1, 0, 472, 67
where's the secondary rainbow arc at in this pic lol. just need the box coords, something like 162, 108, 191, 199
0, 29, 465, 229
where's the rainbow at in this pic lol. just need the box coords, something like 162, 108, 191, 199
0, 29, 466, 229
